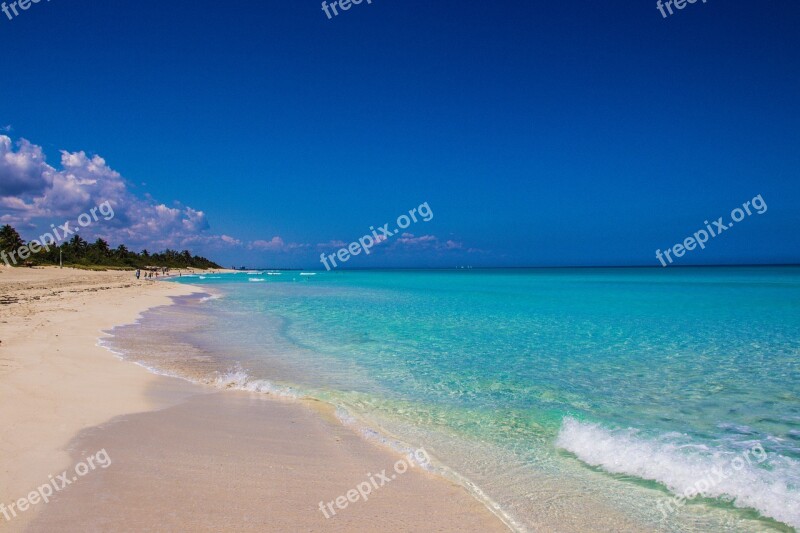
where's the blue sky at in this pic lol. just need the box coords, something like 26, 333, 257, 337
0, 0, 798, 268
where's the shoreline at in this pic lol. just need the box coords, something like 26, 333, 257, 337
86, 277, 645, 532
100, 285, 522, 530
0, 267, 508, 532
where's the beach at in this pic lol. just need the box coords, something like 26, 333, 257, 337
117, 267, 798, 532
3, 0, 797, 530
0, 267, 507, 532
4, 267, 799, 532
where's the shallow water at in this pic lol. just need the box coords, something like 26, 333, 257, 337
104, 267, 800, 531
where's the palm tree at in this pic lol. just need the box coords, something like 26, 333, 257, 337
65, 235, 89, 262
92, 238, 110, 257
0, 224, 25, 254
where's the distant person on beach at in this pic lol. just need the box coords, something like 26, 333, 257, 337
135, 269, 140, 280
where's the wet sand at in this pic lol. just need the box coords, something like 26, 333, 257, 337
28, 391, 507, 532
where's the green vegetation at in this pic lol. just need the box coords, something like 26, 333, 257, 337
0, 224, 221, 270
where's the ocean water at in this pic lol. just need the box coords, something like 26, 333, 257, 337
104, 267, 800, 531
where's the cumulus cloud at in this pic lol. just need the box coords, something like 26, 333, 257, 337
250, 237, 285, 251
0, 135, 481, 263
250, 236, 308, 252
0, 136, 53, 197
0, 135, 236, 252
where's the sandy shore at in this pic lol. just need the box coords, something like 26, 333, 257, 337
0, 267, 202, 530
0, 267, 507, 532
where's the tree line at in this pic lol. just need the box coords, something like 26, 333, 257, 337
0, 224, 221, 269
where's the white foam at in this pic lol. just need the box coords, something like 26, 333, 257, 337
209, 368, 300, 399
97, 337, 126, 359
299, 272, 316, 276
248, 278, 266, 282
556, 417, 800, 528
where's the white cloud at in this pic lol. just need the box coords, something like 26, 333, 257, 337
0, 134, 237, 253
0, 136, 53, 197
220, 234, 242, 246
249, 236, 308, 252
250, 236, 285, 251
397, 233, 437, 245
395, 233, 466, 251
316, 239, 347, 249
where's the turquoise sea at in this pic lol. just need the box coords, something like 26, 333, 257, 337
104, 267, 800, 531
